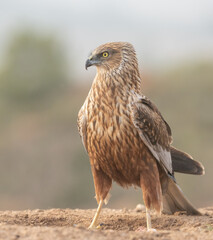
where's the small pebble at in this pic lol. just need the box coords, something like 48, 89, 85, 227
135, 204, 145, 212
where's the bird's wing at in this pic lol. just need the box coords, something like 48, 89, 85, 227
130, 93, 173, 174
77, 105, 88, 153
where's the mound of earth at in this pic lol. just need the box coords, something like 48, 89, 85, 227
0, 206, 212, 239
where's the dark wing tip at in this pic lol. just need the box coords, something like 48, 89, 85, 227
171, 146, 205, 175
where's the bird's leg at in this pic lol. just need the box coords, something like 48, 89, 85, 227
146, 207, 152, 230
88, 164, 112, 229
146, 208, 156, 232
88, 199, 103, 229
139, 163, 162, 232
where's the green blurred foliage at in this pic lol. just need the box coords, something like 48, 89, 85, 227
0, 30, 68, 105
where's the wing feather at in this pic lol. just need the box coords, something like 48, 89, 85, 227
130, 93, 173, 174
77, 107, 88, 152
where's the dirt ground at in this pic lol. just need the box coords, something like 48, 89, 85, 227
0, 206, 212, 240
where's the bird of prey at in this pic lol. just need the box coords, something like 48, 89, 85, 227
78, 42, 204, 231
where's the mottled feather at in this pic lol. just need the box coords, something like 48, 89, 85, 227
130, 93, 173, 174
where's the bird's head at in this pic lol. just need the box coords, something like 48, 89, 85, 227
85, 42, 138, 73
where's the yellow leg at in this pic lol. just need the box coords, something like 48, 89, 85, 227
146, 208, 156, 232
88, 199, 103, 229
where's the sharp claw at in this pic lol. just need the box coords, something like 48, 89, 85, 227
147, 228, 157, 232
136, 226, 157, 232
96, 223, 104, 229
88, 225, 96, 229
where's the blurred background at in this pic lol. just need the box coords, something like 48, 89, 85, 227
0, 0, 212, 210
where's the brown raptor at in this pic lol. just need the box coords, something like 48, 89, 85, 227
77, 42, 204, 231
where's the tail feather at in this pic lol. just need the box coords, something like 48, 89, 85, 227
171, 146, 205, 175
163, 177, 201, 215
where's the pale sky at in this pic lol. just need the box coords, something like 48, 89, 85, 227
0, 0, 213, 79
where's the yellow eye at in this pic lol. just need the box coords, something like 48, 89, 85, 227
102, 52, 109, 58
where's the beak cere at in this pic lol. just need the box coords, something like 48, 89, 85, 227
85, 59, 93, 70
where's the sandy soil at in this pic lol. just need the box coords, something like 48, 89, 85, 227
0, 206, 212, 240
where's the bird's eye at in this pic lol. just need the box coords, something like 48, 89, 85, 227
102, 51, 109, 58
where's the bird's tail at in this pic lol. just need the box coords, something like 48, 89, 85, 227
171, 146, 205, 175
162, 177, 201, 215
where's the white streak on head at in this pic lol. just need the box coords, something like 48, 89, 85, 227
116, 51, 129, 74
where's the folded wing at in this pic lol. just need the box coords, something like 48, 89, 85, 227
130, 93, 173, 174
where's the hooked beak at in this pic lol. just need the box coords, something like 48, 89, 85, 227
85, 55, 100, 70
85, 59, 93, 70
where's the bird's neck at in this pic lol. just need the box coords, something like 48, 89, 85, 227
95, 65, 142, 94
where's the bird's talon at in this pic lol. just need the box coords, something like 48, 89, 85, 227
88, 225, 97, 229
147, 228, 157, 232
136, 226, 156, 232
96, 223, 104, 229
88, 223, 104, 230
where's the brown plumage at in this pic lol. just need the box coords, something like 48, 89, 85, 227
78, 42, 205, 230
